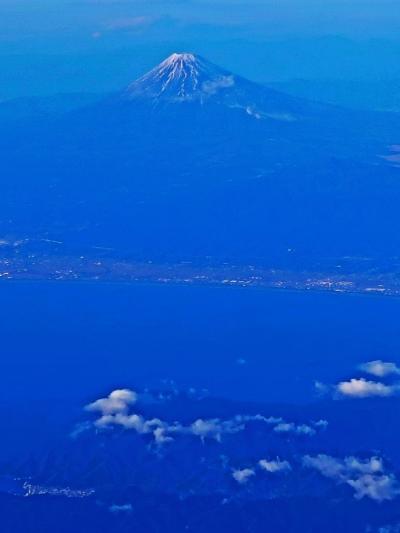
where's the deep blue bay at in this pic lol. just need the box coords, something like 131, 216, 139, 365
1, 281, 400, 458
0, 282, 400, 531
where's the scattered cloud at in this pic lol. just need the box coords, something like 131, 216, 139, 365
274, 422, 316, 436
93, 412, 245, 443
80, 390, 327, 446
238, 414, 327, 437
314, 419, 329, 429
303, 454, 400, 502
232, 468, 255, 484
190, 418, 244, 442
348, 474, 399, 502
94, 412, 165, 433
85, 389, 138, 415
316, 361, 400, 400
202, 75, 235, 95
258, 458, 292, 473
273, 420, 328, 436
232, 456, 292, 483
359, 360, 400, 378
336, 378, 396, 398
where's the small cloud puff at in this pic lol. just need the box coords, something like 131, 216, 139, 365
233, 456, 292, 483
239, 415, 327, 437
202, 75, 235, 95
317, 360, 400, 400
232, 468, 255, 484
85, 389, 137, 415
94, 412, 165, 434
274, 422, 316, 436
336, 378, 396, 398
273, 419, 327, 436
258, 458, 292, 473
190, 418, 244, 442
303, 454, 400, 502
359, 360, 400, 378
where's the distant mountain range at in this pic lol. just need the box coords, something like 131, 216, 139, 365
1, 53, 400, 266
2, 390, 400, 533
271, 78, 400, 113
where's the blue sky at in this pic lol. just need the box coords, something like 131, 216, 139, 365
1, 0, 400, 98
1, 0, 400, 46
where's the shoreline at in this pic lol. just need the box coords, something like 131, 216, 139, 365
1, 274, 400, 301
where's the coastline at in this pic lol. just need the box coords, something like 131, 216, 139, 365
1, 271, 400, 301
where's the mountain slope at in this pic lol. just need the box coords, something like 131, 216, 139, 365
0, 53, 400, 265
118, 52, 322, 121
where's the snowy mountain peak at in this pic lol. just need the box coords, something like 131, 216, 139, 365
162, 52, 197, 66
119, 53, 306, 122
122, 52, 236, 102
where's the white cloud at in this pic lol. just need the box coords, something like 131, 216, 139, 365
94, 412, 164, 434
303, 454, 384, 478
239, 414, 327, 436
258, 458, 292, 473
85, 389, 137, 415
314, 419, 329, 429
202, 75, 235, 95
232, 468, 255, 484
359, 360, 400, 378
237, 415, 283, 425
303, 454, 400, 502
303, 454, 346, 478
86, 398, 245, 443
153, 426, 174, 444
318, 361, 400, 400
232, 456, 292, 483
336, 378, 396, 398
273, 422, 316, 436
83, 390, 325, 445
344, 456, 384, 474
348, 474, 399, 502
190, 418, 244, 442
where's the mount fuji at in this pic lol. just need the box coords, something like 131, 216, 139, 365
123, 53, 236, 103
118, 52, 319, 122
72, 51, 397, 164
1, 53, 400, 264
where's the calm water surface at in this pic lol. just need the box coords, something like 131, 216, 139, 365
1, 281, 400, 402
1, 281, 399, 454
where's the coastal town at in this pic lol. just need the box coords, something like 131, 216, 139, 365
0, 240, 399, 297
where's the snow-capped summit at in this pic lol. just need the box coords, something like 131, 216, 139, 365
123, 52, 236, 103
119, 52, 314, 121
